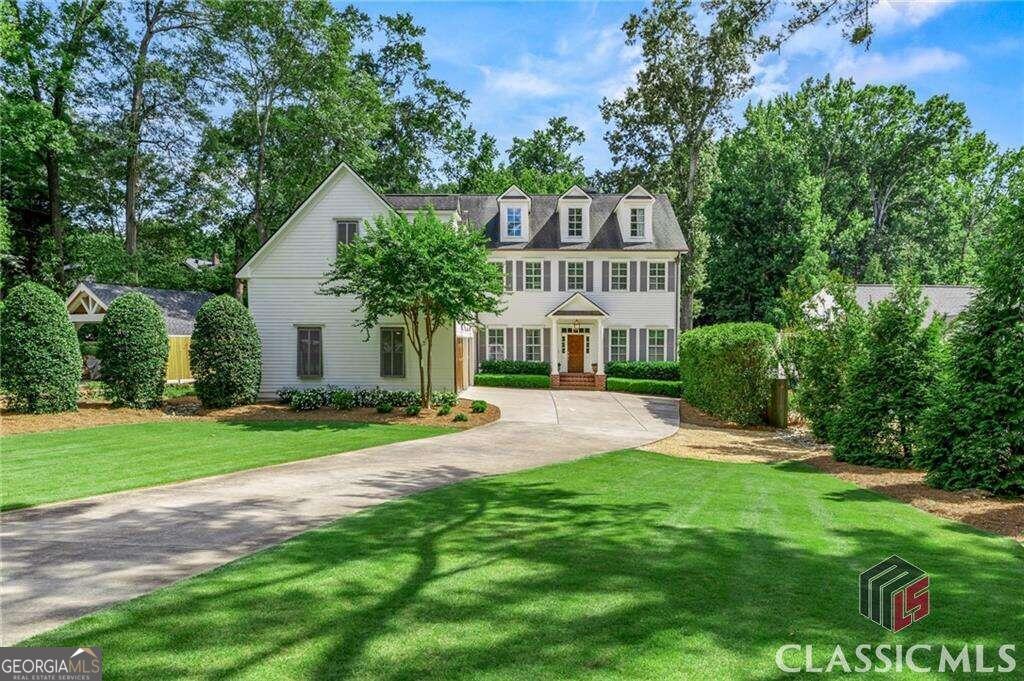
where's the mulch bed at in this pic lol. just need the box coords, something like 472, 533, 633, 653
2, 398, 499, 436
645, 400, 1024, 543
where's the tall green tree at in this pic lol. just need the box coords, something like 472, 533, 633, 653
320, 209, 504, 406
507, 116, 585, 178
601, 0, 767, 329
3, 0, 109, 284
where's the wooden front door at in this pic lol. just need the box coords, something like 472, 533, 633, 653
455, 337, 466, 391
567, 334, 585, 373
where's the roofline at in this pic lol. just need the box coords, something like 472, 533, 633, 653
65, 282, 109, 312
236, 162, 394, 280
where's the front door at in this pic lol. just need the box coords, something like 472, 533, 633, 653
567, 334, 585, 373
455, 337, 466, 391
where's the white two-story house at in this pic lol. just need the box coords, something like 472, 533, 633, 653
237, 163, 687, 396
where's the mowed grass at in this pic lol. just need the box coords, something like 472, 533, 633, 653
25, 451, 1023, 680
1, 420, 453, 510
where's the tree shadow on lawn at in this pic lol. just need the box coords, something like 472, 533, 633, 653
27, 462, 1024, 680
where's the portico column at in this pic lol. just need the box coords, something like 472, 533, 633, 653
596, 318, 605, 375
549, 317, 559, 375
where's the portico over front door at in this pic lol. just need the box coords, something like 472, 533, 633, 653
567, 334, 585, 373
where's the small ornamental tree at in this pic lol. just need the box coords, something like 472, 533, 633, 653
191, 295, 262, 408
98, 292, 169, 408
320, 208, 505, 406
917, 171, 1024, 495
0, 282, 80, 413
831, 276, 944, 467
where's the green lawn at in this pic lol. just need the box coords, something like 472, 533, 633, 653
24, 451, 1022, 679
2, 420, 453, 510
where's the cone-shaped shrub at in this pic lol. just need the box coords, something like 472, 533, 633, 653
190, 295, 262, 408
98, 292, 168, 408
0, 282, 80, 413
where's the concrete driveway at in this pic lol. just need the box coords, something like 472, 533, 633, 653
1, 388, 677, 644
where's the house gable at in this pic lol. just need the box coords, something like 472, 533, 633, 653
237, 163, 393, 279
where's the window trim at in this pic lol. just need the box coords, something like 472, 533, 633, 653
565, 259, 585, 291
610, 260, 629, 291
336, 218, 360, 247
524, 259, 543, 291
647, 261, 668, 291
295, 324, 324, 379
487, 327, 506, 361
379, 326, 405, 378
506, 207, 523, 238
646, 328, 667, 362
608, 327, 629, 363
523, 327, 543, 362
629, 208, 645, 239
566, 206, 584, 238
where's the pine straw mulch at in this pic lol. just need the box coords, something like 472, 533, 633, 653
1, 398, 499, 436
643, 401, 1024, 542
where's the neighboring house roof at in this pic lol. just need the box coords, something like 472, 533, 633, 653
385, 193, 688, 252
71, 283, 215, 335
808, 284, 977, 323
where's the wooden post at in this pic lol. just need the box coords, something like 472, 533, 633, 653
768, 378, 788, 428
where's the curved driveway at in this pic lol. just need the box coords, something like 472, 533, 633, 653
1, 388, 677, 644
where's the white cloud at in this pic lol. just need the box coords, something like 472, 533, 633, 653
480, 66, 562, 97
833, 46, 966, 83
871, 0, 957, 32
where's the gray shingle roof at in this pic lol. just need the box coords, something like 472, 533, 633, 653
383, 193, 688, 252
86, 283, 215, 335
854, 285, 977, 322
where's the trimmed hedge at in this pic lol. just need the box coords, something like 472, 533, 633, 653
473, 373, 550, 389
678, 322, 777, 425
478, 359, 550, 376
98, 292, 169, 408
606, 377, 682, 397
605, 360, 680, 381
190, 295, 262, 408
0, 282, 81, 413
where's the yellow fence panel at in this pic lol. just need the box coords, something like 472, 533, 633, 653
166, 336, 193, 382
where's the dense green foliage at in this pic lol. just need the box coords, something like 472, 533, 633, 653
605, 377, 682, 397
190, 295, 262, 408
473, 374, 551, 389
321, 209, 504, 406
25, 451, 1023, 678
470, 400, 487, 413
917, 173, 1024, 494
678, 322, 777, 425
0, 282, 80, 412
97, 292, 168, 408
790, 279, 868, 442
604, 361, 680, 381
3, 419, 452, 510
478, 360, 550, 376
831, 279, 945, 467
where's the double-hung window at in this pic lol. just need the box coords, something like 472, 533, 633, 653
629, 208, 645, 238
567, 207, 583, 238
648, 262, 667, 290
647, 329, 666, 362
524, 261, 542, 291
380, 327, 405, 378
524, 328, 542, 361
507, 207, 522, 237
487, 328, 506, 360
296, 326, 323, 378
610, 261, 628, 291
609, 329, 628, 362
336, 219, 359, 246
566, 261, 585, 290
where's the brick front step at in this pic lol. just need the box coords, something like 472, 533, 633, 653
552, 373, 605, 391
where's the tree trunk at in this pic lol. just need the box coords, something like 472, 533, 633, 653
680, 289, 694, 331
424, 313, 434, 407
45, 151, 65, 286
124, 28, 155, 255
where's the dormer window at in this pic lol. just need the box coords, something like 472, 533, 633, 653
629, 208, 645, 238
507, 207, 522, 237
567, 208, 583, 237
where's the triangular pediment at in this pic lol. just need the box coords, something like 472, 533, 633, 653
546, 292, 609, 317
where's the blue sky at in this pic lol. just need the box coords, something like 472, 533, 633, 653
358, 0, 1024, 172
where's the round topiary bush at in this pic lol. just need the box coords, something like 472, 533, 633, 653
190, 295, 262, 408
98, 292, 169, 408
0, 282, 81, 413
